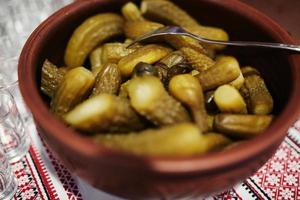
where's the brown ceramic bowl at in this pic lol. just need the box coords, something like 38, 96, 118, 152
18, 0, 300, 199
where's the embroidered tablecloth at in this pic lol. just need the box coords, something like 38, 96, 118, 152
10, 117, 300, 200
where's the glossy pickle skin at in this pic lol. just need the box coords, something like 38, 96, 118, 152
127, 76, 191, 126
121, 2, 145, 22
101, 42, 136, 64
140, 0, 229, 49
214, 84, 247, 114
214, 114, 273, 138
180, 47, 215, 72
64, 13, 124, 68
90, 63, 122, 97
93, 124, 231, 156
64, 93, 144, 133
118, 44, 172, 77
196, 56, 241, 91
41, 59, 67, 98
169, 74, 209, 132
243, 74, 274, 115
93, 123, 203, 156
89, 47, 104, 75
51, 67, 95, 116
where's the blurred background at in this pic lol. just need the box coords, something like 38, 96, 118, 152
242, 0, 300, 43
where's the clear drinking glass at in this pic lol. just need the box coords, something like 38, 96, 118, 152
0, 90, 30, 163
0, 147, 18, 200
0, 57, 31, 120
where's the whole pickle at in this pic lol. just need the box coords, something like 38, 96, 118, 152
90, 63, 122, 97
169, 74, 209, 132
214, 84, 247, 114
89, 47, 104, 75
101, 43, 135, 64
244, 74, 273, 115
121, 2, 145, 21
64, 13, 124, 68
196, 56, 240, 91
141, 0, 228, 49
93, 123, 203, 156
180, 47, 215, 72
118, 44, 172, 77
127, 76, 191, 126
41, 59, 67, 98
51, 67, 95, 116
64, 93, 144, 133
214, 114, 273, 138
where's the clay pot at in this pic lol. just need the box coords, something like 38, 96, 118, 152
18, 0, 300, 198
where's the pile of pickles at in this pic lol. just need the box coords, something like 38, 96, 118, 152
41, 0, 274, 157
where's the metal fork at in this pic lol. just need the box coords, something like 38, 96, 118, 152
128, 26, 300, 53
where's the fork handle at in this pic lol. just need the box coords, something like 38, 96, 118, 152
186, 33, 300, 53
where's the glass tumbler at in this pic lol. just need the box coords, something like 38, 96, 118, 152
0, 148, 18, 200
0, 90, 30, 163
0, 57, 31, 121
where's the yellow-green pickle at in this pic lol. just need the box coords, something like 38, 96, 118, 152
64, 93, 144, 133
41, 59, 67, 98
169, 74, 209, 132
40, 0, 275, 157
51, 67, 95, 116
64, 13, 124, 68
90, 63, 122, 97
214, 114, 273, 138
127, 76, 191, 126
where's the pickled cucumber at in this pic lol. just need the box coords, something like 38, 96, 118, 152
89, 47, 103, 75
51, 67, 95, 116
214, 114, 273, 138
90, 63, 121, 97
141, 0, 229, 49
64, 13, 124, 68
169, 74, 208, 132
101, 43, 135, 64
41, 59, 67, 98
244, 74, 273, 115
64, 93, 144, 132
127, 76, 191, 126
121, 2, 144, 21
93, 123, 203, 156
214, 85, 247, 114
180, 47, 215, 72
124, 20, 163, 39
118, 44, 172, 77
196, 56, 240, 91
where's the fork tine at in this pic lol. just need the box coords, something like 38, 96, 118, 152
127, 26, 175, 48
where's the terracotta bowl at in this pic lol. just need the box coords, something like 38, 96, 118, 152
18, 0, 300, 198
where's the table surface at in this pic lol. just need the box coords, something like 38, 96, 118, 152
1, 0, 300, 199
